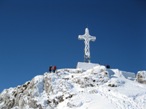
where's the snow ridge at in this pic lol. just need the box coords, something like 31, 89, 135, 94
0, 65, 146, 109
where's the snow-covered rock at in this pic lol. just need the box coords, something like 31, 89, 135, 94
136, 71, 146, 84
0, 65, 146, 109
106, 77, 125, 87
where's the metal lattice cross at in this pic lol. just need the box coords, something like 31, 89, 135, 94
78, 28, 96, 63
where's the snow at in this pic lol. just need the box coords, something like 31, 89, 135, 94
32, 75, 44, 97
110, 69, 135, 79
0, 63, 146, 109
77, 62, 99, 70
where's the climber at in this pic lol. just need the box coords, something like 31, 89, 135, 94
52, 66, 57, 73
105, 64, 110, 69
49, 66, 52, 72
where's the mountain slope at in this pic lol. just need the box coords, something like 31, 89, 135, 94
0, 65, 146, 109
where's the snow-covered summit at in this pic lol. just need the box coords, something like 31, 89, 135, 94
0, 64, 146, 109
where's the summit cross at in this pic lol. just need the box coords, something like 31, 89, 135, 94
78, 28, 96, 63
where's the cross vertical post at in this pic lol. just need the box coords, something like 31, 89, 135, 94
78, 28, 96, 63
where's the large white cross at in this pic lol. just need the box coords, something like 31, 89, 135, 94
78, 28, 96, 63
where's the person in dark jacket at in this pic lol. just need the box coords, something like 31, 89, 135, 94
105, 64, 110, 69
49, 66, 52, 72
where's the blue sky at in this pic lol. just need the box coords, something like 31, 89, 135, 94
0, 0, 146, 92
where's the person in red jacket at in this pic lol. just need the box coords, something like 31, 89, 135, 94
52, 66, 57, 73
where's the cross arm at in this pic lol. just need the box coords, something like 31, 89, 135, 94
78, 35, 85, 40
89, 36, 96, 41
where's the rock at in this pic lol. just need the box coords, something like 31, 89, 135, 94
136, 71, 146, 84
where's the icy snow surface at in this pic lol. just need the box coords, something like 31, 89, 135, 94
0, 64, 146, 109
